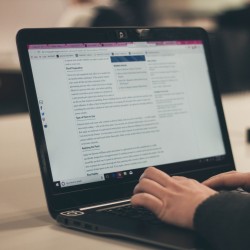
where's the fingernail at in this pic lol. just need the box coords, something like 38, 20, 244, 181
139, 173, 144, 180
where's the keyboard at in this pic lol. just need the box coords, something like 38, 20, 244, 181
103, 204, 163, 225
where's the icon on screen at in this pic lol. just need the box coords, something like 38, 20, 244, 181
117, 172, 123, 178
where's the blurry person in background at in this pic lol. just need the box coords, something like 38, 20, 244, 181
111, 0, 153, 26
212, 0, 250, 93
58, 0, 124, 27
58, 0, 153, 28
217, 0, 250, 28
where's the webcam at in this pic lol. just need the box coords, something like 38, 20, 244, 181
116, 30, 127, 40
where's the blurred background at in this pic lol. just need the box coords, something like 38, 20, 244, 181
1, 0, 250, 114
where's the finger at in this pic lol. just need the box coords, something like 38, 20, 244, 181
131, 193, 163, 216
203, 171, 237, 184
134, 178, 166, 200
203, 172, 250, 191
202, 171, 236, 187
203, 171, 238, 185
140, 166, 172, 188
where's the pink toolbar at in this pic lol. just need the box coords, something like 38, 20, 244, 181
28, 41, 202, 50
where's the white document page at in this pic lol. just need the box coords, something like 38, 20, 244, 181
28, 41, 225, 187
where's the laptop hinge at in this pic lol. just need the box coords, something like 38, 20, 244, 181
79, 199, 130, 211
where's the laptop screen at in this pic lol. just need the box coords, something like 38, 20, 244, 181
28, 40, 226, 189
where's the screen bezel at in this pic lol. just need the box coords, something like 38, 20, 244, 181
16, 27, 235, 217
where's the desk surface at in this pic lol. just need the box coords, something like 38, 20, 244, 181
1, 93, 250, 249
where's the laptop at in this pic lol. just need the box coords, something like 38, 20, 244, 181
16, 27, 235, 250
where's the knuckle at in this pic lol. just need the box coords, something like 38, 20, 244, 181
140, 192, 148, 200
144, 166, 154, 176
139, 178, 149, 188
190, 179, 199, 184
140, 178, 148, 185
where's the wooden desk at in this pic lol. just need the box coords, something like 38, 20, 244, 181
1, 93, 250, 249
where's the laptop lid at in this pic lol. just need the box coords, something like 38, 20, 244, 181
16, 27, 234, 218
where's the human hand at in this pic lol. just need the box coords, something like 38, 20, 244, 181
131, 167, 217, 229
203, 171, 250, 192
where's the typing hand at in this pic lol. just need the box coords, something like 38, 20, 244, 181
131, 167, 217, 229
203, 171, 250, 192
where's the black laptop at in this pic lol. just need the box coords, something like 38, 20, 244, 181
16, 27, 235, 250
